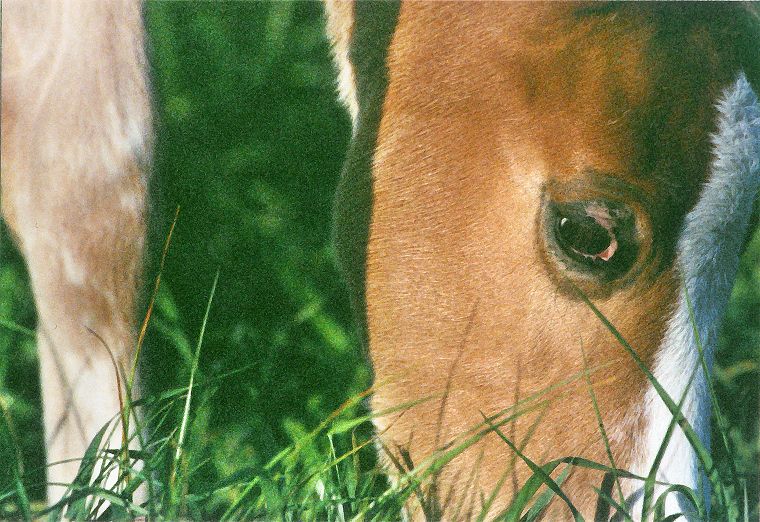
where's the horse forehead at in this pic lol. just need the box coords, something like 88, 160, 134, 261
388, 4, 736, 114
381, 4, 729, 194
387, 17, 601, 170
388, 4, 652, 91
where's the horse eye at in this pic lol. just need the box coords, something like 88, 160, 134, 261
545, 200, 637, 279
555, 211, 617, 263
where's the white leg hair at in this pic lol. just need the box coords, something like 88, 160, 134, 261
631, 73, 760, 520
1, 0, 151, 505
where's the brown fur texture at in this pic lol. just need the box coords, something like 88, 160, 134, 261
327, 2, 760, 518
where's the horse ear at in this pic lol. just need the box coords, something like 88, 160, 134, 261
323, 0, 358, 125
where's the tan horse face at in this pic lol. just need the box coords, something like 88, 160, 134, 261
369, 3, 687, 507
328, 1, 760, 518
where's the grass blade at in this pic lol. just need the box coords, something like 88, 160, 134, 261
520, 463, 572, 521
481, 412, 583, 521
573, 287, 718, 490
168, 269, 219, 518
579, 340, 630, 520
652, 484, 705, 520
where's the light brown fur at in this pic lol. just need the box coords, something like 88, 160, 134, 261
324, 0, 358, 125
326, 2, 757, 519
1, 0, 151, 503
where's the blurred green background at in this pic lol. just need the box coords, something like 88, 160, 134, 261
0, 1, 758, 512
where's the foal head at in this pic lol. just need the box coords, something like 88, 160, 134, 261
326, 2, 760, 518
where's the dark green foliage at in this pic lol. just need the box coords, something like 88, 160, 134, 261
142, 0, 361, 475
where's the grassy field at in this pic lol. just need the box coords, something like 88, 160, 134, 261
0, 3, 758, 519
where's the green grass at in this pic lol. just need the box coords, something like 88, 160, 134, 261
0, 282, 755, 520
0, 245, 758, 519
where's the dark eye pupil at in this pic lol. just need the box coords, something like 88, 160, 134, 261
545, 199, 638, 281
557, 215, 611, 258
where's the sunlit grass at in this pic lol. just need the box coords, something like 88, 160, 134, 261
0, 234, 759, 520
1, 281, 756, 520
0, 219, 759, 521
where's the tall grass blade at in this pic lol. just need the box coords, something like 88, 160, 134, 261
131, 205, 180, 387
573, 287, 719, 498
640, 355, 702, 518
481, 412, 583, 521
168, 269, 219, 518
652, 484, 705, 520
591, 484, 629, 521
51, 422, 110, 520
520, 463, 572, 521
126, 207, 180, 518
477, 404, 549, 522
580, 340, 629, 520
